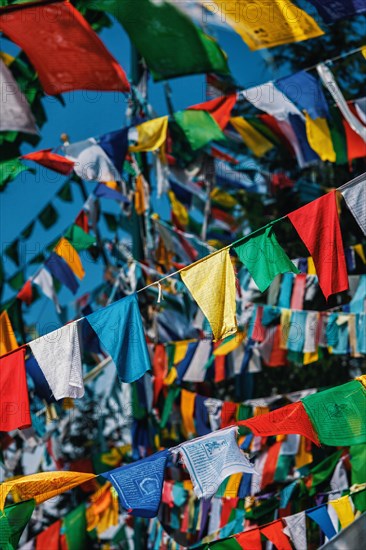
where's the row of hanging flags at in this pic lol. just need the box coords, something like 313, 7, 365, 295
0, 175, 365, 429
0, 376, 365, 547
3, 46, 366, 189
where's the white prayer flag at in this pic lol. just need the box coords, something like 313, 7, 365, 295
182, 340, 212, 382
176, 427, 256, 499
64, 138, 121, 182
33, 268, 61, 313
0, 60, 38, 135
242, 82, 303, 121
283, 511, 307, 550
340, 174, 366, 236
29, 322, 84, 401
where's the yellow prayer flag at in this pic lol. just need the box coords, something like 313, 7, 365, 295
0, 311, 18, 356
224, 473, 242, 498
356, 375, 366, 389
168, 190, 189, 228
86, 484, 118, 535
307, 256, 317, 275
0, 52, 15, 66
280, 309, 291, 350
305, 113, 336, 162
174, 341, 193, 365
134, 174, 148, 215
230, 116, 273, 157
295, 436, 313, 469
164, 367, 178, 386
303, 350, 319, 364
129, 116, 169, 153
213, 332, 245, 356
203, 0, 323, 50
211, 188, 238, 209
354, 244, 366, 265
0, 471, 97, 511
180, 389, 196, 438
54, 237, 85, 279
180, 249, 237, 341
330, 495, 355, 529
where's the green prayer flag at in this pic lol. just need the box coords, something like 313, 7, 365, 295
329, 106, 348, 165
38, 203, 59, 229
210, 538, 241, 549
302, 380, 366, 447
57, 180, 73, 202
29, 252, 45, 265
0, 158, 30, 189
160, 386, 181, 428
274, 454, 293, 483
7, 270, 25, 291
0, 500, 35, 550
63, 503, 88, 550
174, 111, 226, 151
64, 224, 96, 251
233, 225, 299, 292
20, 221, 35, 240
309, 450, 343, 495
350, 445, 366, 512
4, 240, 20, 267
87, 0, 229, 81
103, 212, 119, 232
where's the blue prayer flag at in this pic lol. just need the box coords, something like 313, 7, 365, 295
289, 114, 320, 164
306, 504, 337, 539
86, 294, 151, 383
45, 253, 79, 294
94, 183, 129, 203
26, 355, 55, 403
98, 128, 129, 173
276, 71, 329, 119
194, 395, 211, 436
308, 0, 366, 23
102, 450, 169, 518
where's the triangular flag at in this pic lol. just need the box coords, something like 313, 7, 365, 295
235, 528, 262, 549
64, 224, 96, 251
180, 249, 237, 341
288, 191, 348, 300
340, 174, 366, 236
54, 237, 85, 280
0, 59, 38, 134
44, 253, 79, 295
188, 95, 237, 129
174, 110, 226, 150
86, 294, 151, 383
33, 268, 60, 313
283, 512, 307, 550
233, 225, 299, 292
330, 495, 355, 529
17, 280, 33, 306
22, 149, 74, 175
0, 471, 96, 511
0, 1, 129, 95
102, 451, 169, 518
261, 520, 292, 550
36, 520, 62, 550
129, 117, 169, 153
64, 138, 121, 182
0, 310, 18, 355
306, 505, 337, 539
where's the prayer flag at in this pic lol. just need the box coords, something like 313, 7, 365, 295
182, 340, 212, 383
233, 225, 299, 292
54, 237, 85, 280
0, 500, 35, 550
288, 191, 348, 300
29, 322, 84, 401
202, 0, 323, 50
26, 355, 54, 404
340, 174, 366, 236
305, 114, 336, 162
64, 138, 121, 182
94, 182, 129, 203
180, 249, 237, 341
129, 117, 169, 153
276, 71, 329, 120
308, 0, 366, 23
22, 150, 74, 175
188, 95, 237, 129
174, 110, 226, 151
261, 520, 292, 550
63, 503, 88, 550
235, 528, 261, 549
302, 380, 366, 446
243, 82, 302, 120
102, 450, 169, 518
36, 520, 61, 550
44, 253, 79, 295
283, 512, 307, 550
64, 224, 96, 251
98, 128, 129, 173
0, 310, 18, 355
177, 427, 256, 499
17, 280, 33, 306
33, 268, 60, 313
0, 471, 96, 511
230, 117, 274, 157
239, 401, 320, 445
0, 1, 130, 95
0, 348, 31, 432
86, 294, 151, 383
38, 203, 58, 229
330, 496, 355, 529
89, 0, 230, 80
0, 60, 37, 134
181, 389, 197, 438
306, 505, 337, 539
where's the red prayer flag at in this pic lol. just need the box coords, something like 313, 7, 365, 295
343, 105, 366, 161
0, 348, 31, 432
221, 401, 238, 429
220, 497, 239, 527
75, 210, 89, 233
36, 520, 61, 550
238, 401, 320, 446
259, 114, 294, 155
261, 520, 292, 550
0, 1, 130, 95
235, 528, 262, 550
153, 344, 167, 405
288, 191, 348, 300
22, 149, 74, 175
261, 441, 282, 489
17, 280, 33, 306
188, 95, 237, 129
290, 274, 307, 310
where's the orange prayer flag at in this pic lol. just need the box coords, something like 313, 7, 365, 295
0, 311, 18, 355
54, 237, 85, 279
